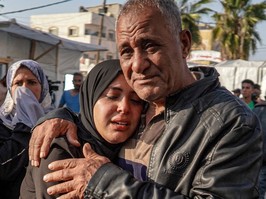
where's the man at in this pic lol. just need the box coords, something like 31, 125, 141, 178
58, 72, 83, 113
241, 79, 256, 109
253, 83, 265, 104
232, 88, 241, 97
29, 0, 262, 198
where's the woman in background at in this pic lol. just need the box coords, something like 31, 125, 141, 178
0, 60, 52, 199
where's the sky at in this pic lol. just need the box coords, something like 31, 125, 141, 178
0, 0, 265, 61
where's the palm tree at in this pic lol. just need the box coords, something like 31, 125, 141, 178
212, 0, 266, 60
177, 0, 214, 46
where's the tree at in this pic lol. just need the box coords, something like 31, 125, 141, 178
177, 0, 214, 46
212, 0, 266, 60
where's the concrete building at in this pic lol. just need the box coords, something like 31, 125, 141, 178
30, 3, 121, 73
188, 23, 222, 65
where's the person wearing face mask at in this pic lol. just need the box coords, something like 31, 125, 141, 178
0, 60, 52, 199
20, 59, 144, 199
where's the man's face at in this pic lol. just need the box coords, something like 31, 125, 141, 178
241, 83, 254, 99
116, 8, 192, 103
73, 75, 83, 90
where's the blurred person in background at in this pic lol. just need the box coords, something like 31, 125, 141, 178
232, 88, 241, 97
0, 60, 52, 199
253, 83, 265, 104
241, 79, 256, 109
58, 72, 83, 114
0, 74, 7, 106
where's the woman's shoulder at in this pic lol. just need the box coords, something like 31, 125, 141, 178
51, 136, 83, 158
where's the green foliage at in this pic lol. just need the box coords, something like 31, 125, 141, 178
177, 0, 215, 46
212, 0, 266, 60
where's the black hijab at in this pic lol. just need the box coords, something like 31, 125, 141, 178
77, 59, 124, 160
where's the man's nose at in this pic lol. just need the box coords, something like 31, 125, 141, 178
131, 51, 150, 73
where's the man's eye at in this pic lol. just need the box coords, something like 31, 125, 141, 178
120, 48, 132, 57
145, 43, 158, 52
145, 42, 153, 48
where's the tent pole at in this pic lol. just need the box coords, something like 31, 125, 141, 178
34, 41, 61, 61
56, 44, 59, 79
29, 40, 36, 59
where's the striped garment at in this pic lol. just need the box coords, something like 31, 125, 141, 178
117, 114, 165, 181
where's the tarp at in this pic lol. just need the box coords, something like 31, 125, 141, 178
0, 20, 107, 106
0, 21, 107, 78
214, 59, 266, 98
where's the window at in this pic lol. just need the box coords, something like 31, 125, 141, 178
84, 24, 99, 36
84, 29, 98, 36
68, 26, 79, 37
49, 27, 58, 35
84, 24, 106, 38
108, 30, 115, 41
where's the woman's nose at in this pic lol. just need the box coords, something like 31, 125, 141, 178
22, 82, 31, 89
117, 97, 130, 114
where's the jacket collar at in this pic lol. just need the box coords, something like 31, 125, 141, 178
164, 66, 221, 121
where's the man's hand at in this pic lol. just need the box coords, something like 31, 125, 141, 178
43, 143, 110, 199
29, 118, 80, 167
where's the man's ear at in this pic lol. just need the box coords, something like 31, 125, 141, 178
180, 30, 192, 59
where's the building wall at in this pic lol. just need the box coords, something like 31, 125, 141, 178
30, 4, 120, 73
189, 24, 222, 65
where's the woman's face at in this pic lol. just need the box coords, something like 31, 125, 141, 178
11, 67, 42, 101
93, 74, 143, 144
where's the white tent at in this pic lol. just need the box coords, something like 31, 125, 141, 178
0, 20, 107, 105
0, 20, 106, 78
214, 59, 266, 98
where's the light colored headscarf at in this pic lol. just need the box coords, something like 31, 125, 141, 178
0, 60, 52, 130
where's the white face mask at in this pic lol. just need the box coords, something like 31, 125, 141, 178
13, 86, 35, 105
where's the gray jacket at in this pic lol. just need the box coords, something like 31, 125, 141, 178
85, 67, 263, 199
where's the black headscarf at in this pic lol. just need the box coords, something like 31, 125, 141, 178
77, 59, 123, 160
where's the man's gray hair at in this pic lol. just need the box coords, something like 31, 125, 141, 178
117, 0, 182, 35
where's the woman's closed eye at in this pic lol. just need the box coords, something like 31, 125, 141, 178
106, 94, 119, 100
130, 96, 143, 105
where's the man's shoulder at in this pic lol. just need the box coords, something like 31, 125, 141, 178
255, 101, 266, 107
62, 90, 75, 96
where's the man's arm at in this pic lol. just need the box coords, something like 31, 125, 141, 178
43, 144, 188, 199
29, 108, 80, 167
43, 118, 262, 199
